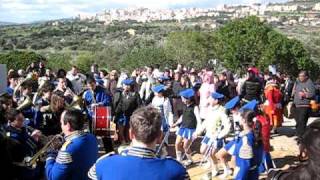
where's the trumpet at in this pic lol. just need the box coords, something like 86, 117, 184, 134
24, 133, 64, 168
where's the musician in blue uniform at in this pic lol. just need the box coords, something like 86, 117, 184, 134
83, 76, 112, 121
151, 84, 174, 157
88, 106, 189, 180
226, 110, 263, 180
45, 109, 98, 180
5, 108, 42, 180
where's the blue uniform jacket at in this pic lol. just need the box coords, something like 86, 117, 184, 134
233, 131, 263, 180
46, 131, 98, 180
88, 146, 189, 180
83, 86, 112, 120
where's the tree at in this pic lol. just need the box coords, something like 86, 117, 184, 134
213, 16, 318, 76
0, 51, 45, 70
164, 31, 213, 68
46, 53, 72, 71
121, 46, 172, 71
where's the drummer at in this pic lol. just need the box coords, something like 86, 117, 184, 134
83, 76, 112, 152
83, 76, 112, 123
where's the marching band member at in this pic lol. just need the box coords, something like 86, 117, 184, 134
15, 79, 35, 122
6, 71, 19, 96
5, 109, 42, 180
83, 76, 112, 123
54, 76, 74, 104
216, 96, 242, 178
45, 109, 98, 180
172, 88, 201, 166
151, 84, 174, 156
33, 82, 54, 135
83, 76, 113, 152
88, 106, 189, 180
113, 78, 142, 144
195, 92, 231, 179
227, 109, 263, 180
243, 100, 274, 173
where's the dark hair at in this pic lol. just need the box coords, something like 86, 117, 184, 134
130, 106, 161, 144
62, 109, 84, 131
8, 71, 19, 79
100, 69, 108, 76
20, 79, 34, 89
57, 69, 67, 78
86, 76, 96, 84
6, 109, 22, 122
40, 82, 54, 94
242, 110, 263, 147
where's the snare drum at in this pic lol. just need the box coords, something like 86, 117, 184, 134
92, 106, 116, 137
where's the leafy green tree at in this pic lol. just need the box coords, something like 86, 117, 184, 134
0, 51, 45, 70
46, 53, 72, 71
121, 46, 171, 71
164, 31, 213, 68
213, 16, 318, 76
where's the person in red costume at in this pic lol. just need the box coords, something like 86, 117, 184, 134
263, 78, 283, 134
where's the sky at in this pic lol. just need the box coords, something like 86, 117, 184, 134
0, 0, 287, 23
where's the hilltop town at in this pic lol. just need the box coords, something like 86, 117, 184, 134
78, 0, 320, 27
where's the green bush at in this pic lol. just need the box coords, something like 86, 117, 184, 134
0, 51, 45, 70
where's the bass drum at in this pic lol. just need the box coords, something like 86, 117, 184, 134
92, 106, 116, 137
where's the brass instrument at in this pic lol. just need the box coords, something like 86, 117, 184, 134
66, 88, 87, 110
24, 133, 64, 168
17, 95, 33, 111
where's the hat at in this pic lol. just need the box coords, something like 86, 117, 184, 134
152, 84, 166, 93
211, 92, 224, 100
122, 78, 135, 85
239, 99, 258, 112
225, 96, 240, 110
179, 88, 195, 99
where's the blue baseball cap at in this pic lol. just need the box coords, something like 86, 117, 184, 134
179, 88, 195, 99
122, 78, 135, 85
225, 96, 240, 110
239, 99, 258, 112
152, 84, 166, 93
211, 92, 224, 100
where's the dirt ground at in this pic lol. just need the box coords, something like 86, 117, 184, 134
165, 117, 316, 180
